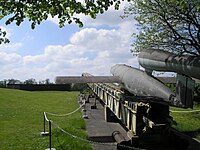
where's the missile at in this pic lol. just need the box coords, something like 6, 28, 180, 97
138, 49, 200, 80
110, 64, 181, 106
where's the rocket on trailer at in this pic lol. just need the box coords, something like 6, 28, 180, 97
56, 49, 200, 108
55, 49, 200, 144
110, 64, 181, 107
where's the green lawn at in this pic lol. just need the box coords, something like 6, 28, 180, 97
170, 102, 200, 140
0, 88, 92, 150
1, 88, 200, 150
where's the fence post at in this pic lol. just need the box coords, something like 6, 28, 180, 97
40, 112, 49, 136
82, 100, 88, 119
45, 120, 56, 150
49, 120, 52, 150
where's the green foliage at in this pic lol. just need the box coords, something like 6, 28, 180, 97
194, 84, 200, 104
0, 28, 9, 44
71, 83, 88, 91
23, 78, 37, 84
166, 83, 176, 92
124, 0, 200, 55
0, 80, 6, 88
195, 84, 200, 96
0, 0, 129, 44
0, 0, 124, 29
0, 88, 91, 150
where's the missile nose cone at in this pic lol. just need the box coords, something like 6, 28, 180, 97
110, 64, 179, 105
110, 65, 117, 75
110, 64, 126, 77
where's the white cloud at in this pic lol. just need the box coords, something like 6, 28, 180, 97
0, 26, 24, 54
47, 1, 134, 28
0, 24, 138, 81
70, 28, 123, 52
0, 2, 139, 82
47, 15, 60, 25
0, 51, 22, 64
0, 42, 22, 52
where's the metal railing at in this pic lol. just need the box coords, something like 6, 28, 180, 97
41, 102, 84, 150
40, 98, 145, 150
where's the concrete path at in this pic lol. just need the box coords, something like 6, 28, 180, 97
83, 98, 129, 150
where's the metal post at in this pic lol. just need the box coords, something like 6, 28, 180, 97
82, 100, 88, 119
45, 120, 56, 150
94, 97, 96, 106
91, 95, 97, 109
44, 114, 46, 133
49, 121, 51, 150
40, 113, 49, 136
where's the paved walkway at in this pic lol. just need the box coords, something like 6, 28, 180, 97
83, 98, 129, 150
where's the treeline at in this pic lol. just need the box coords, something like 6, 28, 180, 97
0, 78, 88, 91
0, 78, 52, 86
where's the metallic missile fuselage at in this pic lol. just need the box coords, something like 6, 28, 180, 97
110, 64, 178, 105
55, 49, 198, 140
55, 49, 198, 107
138, 49, 200, 80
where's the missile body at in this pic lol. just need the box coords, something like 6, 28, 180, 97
110, 64, 179, 105
138, 49, 200, 79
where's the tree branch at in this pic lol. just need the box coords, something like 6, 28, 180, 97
188, 22, 200, 51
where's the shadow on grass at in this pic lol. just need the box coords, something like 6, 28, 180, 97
183, 128, 200, 139
194, 96, 200, 105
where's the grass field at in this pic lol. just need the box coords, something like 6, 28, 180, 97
1, 88, 200, 150
0, 88, 92, 150
170, 102, 200, 141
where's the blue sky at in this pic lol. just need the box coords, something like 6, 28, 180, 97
0, 18, 81, 55
0, 3, 139, 82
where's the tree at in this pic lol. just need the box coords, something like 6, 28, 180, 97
45, 78, 51, 84
39, 78, 51, 84
0, 0, 127, 44
0, 80, 6, 88
71, 83, 87, 91
7, 79, 21, 84
0, 28, 9, 44
24, 78, 37, 84
124, 0, 200, 56
0, 0, 130, 44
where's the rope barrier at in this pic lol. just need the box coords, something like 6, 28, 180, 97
44, 112, 50, 121
41, 99, 145, 150
170, 109, 200, 113
51, 121, 146, 150
45, 103, 84, 117
42, 102, 84, 150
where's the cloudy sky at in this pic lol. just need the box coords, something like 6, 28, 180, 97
0, 2, 139, 83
